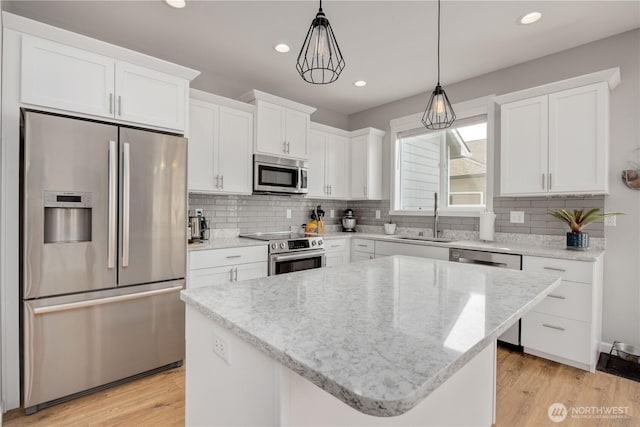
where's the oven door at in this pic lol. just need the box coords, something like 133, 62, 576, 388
269, 250, 326, 276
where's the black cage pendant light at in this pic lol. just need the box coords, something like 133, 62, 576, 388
422, 0, 456, 130
296, 0, 345, 84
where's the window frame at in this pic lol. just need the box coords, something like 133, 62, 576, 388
389, 95, 496, 217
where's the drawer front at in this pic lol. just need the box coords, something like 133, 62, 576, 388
352, 252, 375, 262
325, 238, 347, 252
189, 266, 235, 289
189, 246, 268, 270
532, 280, 592, 322
353, 239, 375, 254
522, 311, 592, 364
523, 256, 594, 284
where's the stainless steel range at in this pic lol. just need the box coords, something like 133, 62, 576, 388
240, 232, 325, 276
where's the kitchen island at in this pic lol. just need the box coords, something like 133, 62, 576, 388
181, 255, 561, 426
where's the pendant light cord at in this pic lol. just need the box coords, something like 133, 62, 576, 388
437, 0, 441, 85
319, 0, 323, 12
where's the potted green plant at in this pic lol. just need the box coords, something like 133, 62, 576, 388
547, 208, 622, 250
384, 219, 397, 235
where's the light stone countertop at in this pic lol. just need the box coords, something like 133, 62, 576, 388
181, 255, 561, 417
187, 237, 268, 251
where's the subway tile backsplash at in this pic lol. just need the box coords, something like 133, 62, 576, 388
189, 194, 605, 238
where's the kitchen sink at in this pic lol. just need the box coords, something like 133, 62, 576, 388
395, 236, 457, 243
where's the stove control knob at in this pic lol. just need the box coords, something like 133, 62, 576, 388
311, 240, 317, 246
271, 243, 277, 250
318, 239, 323, 246
280, 242, 286, 249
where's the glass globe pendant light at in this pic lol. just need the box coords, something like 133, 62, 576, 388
422, 0, 456, 130
296, 0, 345, 84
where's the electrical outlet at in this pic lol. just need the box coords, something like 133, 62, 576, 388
330, 209, 335, 218
213, 333, 230, 364
604, 215, 616, 226
375, 210, 381, 219
286, 209, 292, 219
510, 211, 525, 223
195, 208, 203, 216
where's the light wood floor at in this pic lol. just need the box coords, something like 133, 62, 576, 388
4, 348, 640, 426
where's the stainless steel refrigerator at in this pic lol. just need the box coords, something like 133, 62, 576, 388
21, 110, 187, 414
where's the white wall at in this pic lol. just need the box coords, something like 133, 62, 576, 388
349, 29, 640, 347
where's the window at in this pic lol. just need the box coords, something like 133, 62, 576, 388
390, 96, 493, 216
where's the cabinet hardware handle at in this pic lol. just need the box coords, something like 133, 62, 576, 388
226, 255, 242, 259
330, 245, 340, 248
109, 93, 113, 114
543, 266, 566, 272
229, 268, 234, 281
547, 294, 566, 300
549, 173, 552, 190
542, 323, 565, 332
287, 142, 290, 154
357, 244, 367, 248
216, 175, 220, 189
370, 255, 374, 259
234, 267, 238, 282
221, 175, 224, 189
328, 184, 332, 195
364, 185, 367, 196
542, 173, 545, 190
118, 96, 122, 116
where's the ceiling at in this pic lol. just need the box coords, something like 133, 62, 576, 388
4, 1, 639, 116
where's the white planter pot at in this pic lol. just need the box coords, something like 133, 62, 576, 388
384, 223, 397, 235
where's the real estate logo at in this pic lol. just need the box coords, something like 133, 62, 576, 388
548, 402, 568, 423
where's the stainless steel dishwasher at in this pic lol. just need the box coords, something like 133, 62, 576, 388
449, 248, 523, 350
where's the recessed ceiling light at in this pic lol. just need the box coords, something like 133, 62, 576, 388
519, 11, 542, 25
354, 80, 367, 87
165, 0, 186, 8
274, 44, 290, 53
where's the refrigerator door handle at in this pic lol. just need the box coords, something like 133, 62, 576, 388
108, 140, 117, 269
31, 285, 183, 315
122, 142, 131, 268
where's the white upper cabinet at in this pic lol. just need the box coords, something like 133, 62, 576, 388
188, 92, 253, 195
21, 35, 114, 118
20, 34, 192, 132
239, 90, 316, 160
350, 128, 384, 200
308, 125, 349, 199
115, 61, 186, 131
548, 84, 608, 194
499, 82, 610, 196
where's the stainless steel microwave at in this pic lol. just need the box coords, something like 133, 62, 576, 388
253, 154, 308, 195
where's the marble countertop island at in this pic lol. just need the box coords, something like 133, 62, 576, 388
181, 255, 561, 418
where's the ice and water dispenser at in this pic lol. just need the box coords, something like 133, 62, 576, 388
43, 191, 93, 243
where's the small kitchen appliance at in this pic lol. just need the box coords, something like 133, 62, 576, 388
342, 209, 356, 232
240, 231, 325, 276
188, 213, 209, 242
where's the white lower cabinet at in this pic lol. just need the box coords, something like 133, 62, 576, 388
375, 241, 449, 261
351, 239, 375, 262
521, 255, 603, 372
324, 239, 350, 267
188, 246, 268, 289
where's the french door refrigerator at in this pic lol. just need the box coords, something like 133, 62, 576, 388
21, 110, 187, 414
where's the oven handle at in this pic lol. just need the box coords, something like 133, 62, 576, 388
271, 250, 326, 262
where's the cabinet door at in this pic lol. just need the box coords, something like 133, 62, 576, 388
308, 131, 327, 198
352, 252, 375, 262
189, 265, 234, 289
235, 262, 268, 281
500, 95, 548, 195
326, 135, 349, 199
115, 61, 187, 131
218, 107, 253, 194
548, 83, 608, 194
285, 109, 309, 159
256, 101, 286, 155
325, 252, 345, 267
188, 100, 218, 192
350, 136, 367, 199
21, 35, 114, 118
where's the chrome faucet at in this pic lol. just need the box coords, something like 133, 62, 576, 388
433, 192, 439, 238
